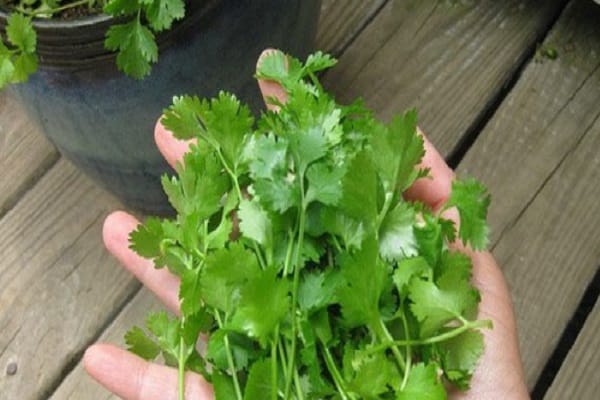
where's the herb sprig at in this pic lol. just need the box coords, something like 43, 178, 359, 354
0, 0, 185, 87
126, 51, 492, 400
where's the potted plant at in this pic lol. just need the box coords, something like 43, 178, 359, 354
0, 0, 322, 214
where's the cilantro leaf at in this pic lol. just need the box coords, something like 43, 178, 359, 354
212, 370, 238, 400
297, 270, 341, 313
379, 202, 419, 261
145, 311, 185, 365
104, 0, 141, 15
408, 275, 477, 336
397, 363, 446, 400
143, 0, 186, 31
229, 267, 289, 344
207, 329, 256, 371
439, 329, 484, 390
304, 51, 337, 75
238, 199, 272, 247
414, 213, 444, 269
371, 109, 424, 192
244, 358, 274, 400
129, 217, 165, 259
179, 269, 202, 316
161, 149, 229, 218
0, 53, 16, 88
446, 178, 491, 249
393, 256, 430, 299
105, 18, 158, 79
0, 14, 38, 88
337, 236, 386, 329
305, 162, 345, 206
200, 243, 260, 313
161, 95, 208, 140
6, 14, 36, 53
125, 326, 161, 361
340, 151, 378, 231
345, 350, 401, 397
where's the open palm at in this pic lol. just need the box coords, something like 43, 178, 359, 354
84, 50, 530, 400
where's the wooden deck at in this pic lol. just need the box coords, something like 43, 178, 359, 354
1, 0, 599, 398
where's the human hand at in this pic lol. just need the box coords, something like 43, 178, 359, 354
84, 50, 530, 400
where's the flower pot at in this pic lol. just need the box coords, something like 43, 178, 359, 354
1, 0, 321, 214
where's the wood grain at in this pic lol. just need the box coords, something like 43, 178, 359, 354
544, 298, 600, 399
323, 0, 566, 156
0, 160, 138, 400
457, 0, 600, 389
316, 0, 388, 56
0, 91, 58, 218
49, 289, 163, 400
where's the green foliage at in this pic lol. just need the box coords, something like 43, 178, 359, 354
0, 13, 38, 88
125, 51, 492, 399
103, 0, 185, 78
0, 0, 187, 87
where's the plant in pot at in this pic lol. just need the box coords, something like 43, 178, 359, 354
0, 0, 322, 214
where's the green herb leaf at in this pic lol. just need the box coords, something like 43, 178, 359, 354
379, 202, 418, 261
439, 329, 484, 390
6, 14, 36, 53
105, 18, 158, 79
124, 326, 161, 361
229, 267, 289, 345
446, 178, 491, 249
397, 363, 446, 400
144, 0, 186, 31
244, 358, 274, 400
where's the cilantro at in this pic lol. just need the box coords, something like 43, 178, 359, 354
104, 18, 158, 79
125, 51, 492, 399
397, 363, 446, 400
103, 0, 186, 79
446, 178, 491, 249
0, 14, 38, 88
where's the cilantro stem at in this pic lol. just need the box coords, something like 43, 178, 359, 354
369, 319, 493, 355
399, 311, 411, 391
294, 367, 305, 400
376, 318, 406, 372
216, 149, 243, 202
271, 331, 278, 400
178, 334, 186, 400
375, 192, 394, 232
283, 185, 307, 398
321, 343, 352, 400
282, 229, 295, 276
277, 338, 290, 380
16, 0, 93, 17
214, 312, 243, 400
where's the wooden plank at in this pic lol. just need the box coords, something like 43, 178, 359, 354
0, 160, 139, 400
316, 0, 388, 56
323, 0, 566, 156
545, 297, 600, 399
457, 0, 600, 388
49, 289, 163, 400
0, 91, 59, 218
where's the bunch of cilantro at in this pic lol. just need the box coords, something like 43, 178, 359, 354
0, 0, 185, 88
126, 51, 492, 400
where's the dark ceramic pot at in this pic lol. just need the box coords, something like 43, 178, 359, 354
1, 0, 321, 214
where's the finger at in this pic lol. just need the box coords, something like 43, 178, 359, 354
154, 119, 196, 169
257, 48, 288, 111
103, 211, 181, 314
84, 344, 213, 400
404, 128, 455, 211
449, 251, 528, 399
